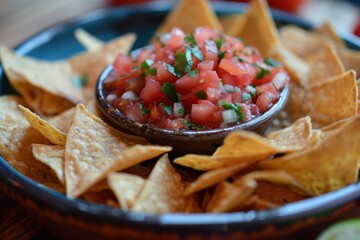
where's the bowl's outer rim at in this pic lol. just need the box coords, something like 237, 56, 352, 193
1, 0, 360, 230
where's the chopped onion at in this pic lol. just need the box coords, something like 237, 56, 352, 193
106, 94, 117, 102
173, 102, 185, 118
223, 84, 240, 93
245, 85, 256, 95
222, 109, 238, 124
121, 91, 138, 100
272, 72, 288, 90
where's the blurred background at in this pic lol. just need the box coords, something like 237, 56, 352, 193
0, 0, 359, 47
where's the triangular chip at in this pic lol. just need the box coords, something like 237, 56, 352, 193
153, 0, 223, 37
32, 144, 65, 184
314, 21, 346, 50
220, 14, 245, 37
19, 105, 67, 146
107, 172, 145, 210
65, 104, 171, 198
75, 28, 104, 51
236, 0, 280, 57
340, 49, 360, 76
132, 154, 187, 213
0, 95, 29, 126
259, 116, 360, 195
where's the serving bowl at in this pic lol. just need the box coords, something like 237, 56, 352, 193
96, 63, 289, 153
1, 1, 360, 240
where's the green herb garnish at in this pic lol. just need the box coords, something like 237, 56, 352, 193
184, 120, 205, 130
264, 58, 281, 67
163, 105, 173, 115
139, 103, 150, 115
221, 101, 243, 121
254, 63, 270, 79
188, 69, 199, 78
140, 59, 154, 70
214, 35, 226, 50
186, 46, 203, 61
146, 67, 157, 75
184, 33, 198, 47
165, 63, 182, 77
71, 74, 88, 88
161, 82, 180, 102
195, 90, 207, 100
174, 47, 193, 73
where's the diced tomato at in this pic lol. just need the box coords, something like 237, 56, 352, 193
124, 102, 146, 123
140, 78, 165, 103
126, 77, 145, 95
197, 60, 215, 71
154, 62, 177, 83
231, 92, 243, 104
240, 103, 252, 122
218, 58, 257, 87
225, 36, 244, 52
256, 82, 279, 99
136, 48, 155, 67
113, 55, 133, 75
256, 91, 276, 113
175, 72, 201, 94
191, 101, 218, 126
165, 118, 185, 130
166, 28, 185, 51
194, 27, 219, 47
206, 87, 222, 104
204, 40, 219, 63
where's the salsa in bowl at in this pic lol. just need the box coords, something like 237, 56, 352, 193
96, 27, 289, 153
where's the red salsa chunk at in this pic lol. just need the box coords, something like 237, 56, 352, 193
103, 27, 289, 130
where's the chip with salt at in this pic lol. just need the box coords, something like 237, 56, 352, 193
0, 95, 29, 125
75, 28, 104, 51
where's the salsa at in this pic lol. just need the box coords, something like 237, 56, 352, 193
103, 27, 289, 130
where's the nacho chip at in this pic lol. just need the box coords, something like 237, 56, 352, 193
19, 105, 67, 146
75, 28, 104, 51
305, 43, 345, 87
220, 14, 245, 37
259, 116, 360, 195
153, 0, 223, 37
236, 0, 279, 57
132, 154, 186, 213
241, 195, 278, 210
173, 154, 226, 171
185, 162, 252, 196
32, 144, 65, 184
340, 49, 360, 76
314, 22, 346, 50
108, 172, 145, 210
65, 104, 171, 198
0, 95, 29, 126
46, 107, 76, 133
206, 179, 257, 213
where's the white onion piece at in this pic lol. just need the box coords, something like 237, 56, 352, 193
223, 84, 240, 93
245, 85, 256, 95
173, 102, 185, 118
222, 109, 238, 124
272, 72, 288, 90
106, 94, 117, 102
121, 91, 138, 100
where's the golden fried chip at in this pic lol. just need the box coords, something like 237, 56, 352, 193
108, 172, 145, 210
174, 154, 226, 171
242, 195, 278, 210
266, 116, 312, 152
185, 162, 252, 196
305, 70, 357, 127
314, 22, 346, 50
0, 122, 59, 184
220, 14, 245, 36
284, 82, 307, 122
46, 107, 76, 133
0, 95, 29, 125
19, 105, 67, 146
206, 179, 257, 213
65, 104, 171, 198
259, 116, 360, 195
75, 28, 104, 51
237, 0, 279, 57
153, 0, 222, 37
32, 144, 65, 184
279, 25, 329, 58
339, 49, 360, 76
132, 154, 186, 213
305, 43, 345, 87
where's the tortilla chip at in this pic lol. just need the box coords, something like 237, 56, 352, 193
46, 107, 76, 133
266, 116, 312, 152
259, 116, 360, 195
185, 162, 253, 196
173, 154, 226, 171
75, 28, 104, 51
314, 22, 346, 50
236, 0, 280, 57
107, 172, 145, 210
305, 70, 357, 127
220, 14, 245, 37
19, 105, 67, 146
206, 179, 257, 212
132, 154, 187, 213
305, 43, 345, 87
39, 91, 74, 116
32, 144, 65, 184
339, 49, 360, 76
0, 95, 29, 125
279, 25, 329, 58
153, 0, 223, 37
241, 195, 278, 210
65, 104, 171, 198
0, 122, 59, 184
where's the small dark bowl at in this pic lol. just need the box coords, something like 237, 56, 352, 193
96, 64, 289, 153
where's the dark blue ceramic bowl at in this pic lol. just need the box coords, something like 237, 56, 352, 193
1, 1, 360, 239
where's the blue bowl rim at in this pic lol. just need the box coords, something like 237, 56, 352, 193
0, 0, 360, 232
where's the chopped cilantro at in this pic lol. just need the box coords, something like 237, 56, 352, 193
146, 67, 157, 75
139, 103, 150, 115
214, 35, 226, 50
183, 120, 205, 130
161, 82, 180, 102
242, 93, 252, 101
184, 33, 198, 47
165, 63, 181, 77
221, 101, 243, 121
254, 63, 270, 79
163, 105, 173, 115
140, 59, 154, 70
218, 51, 226, 61
264, 58, 281, 67
195, 90, 207, 100
177, 107, 185, 115
188, 69, 199, 78
71, 74, 88, 88
174, 48, 193, 73
186, 46, 203, 61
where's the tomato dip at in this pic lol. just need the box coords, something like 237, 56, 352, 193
103, 27, 289, 130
